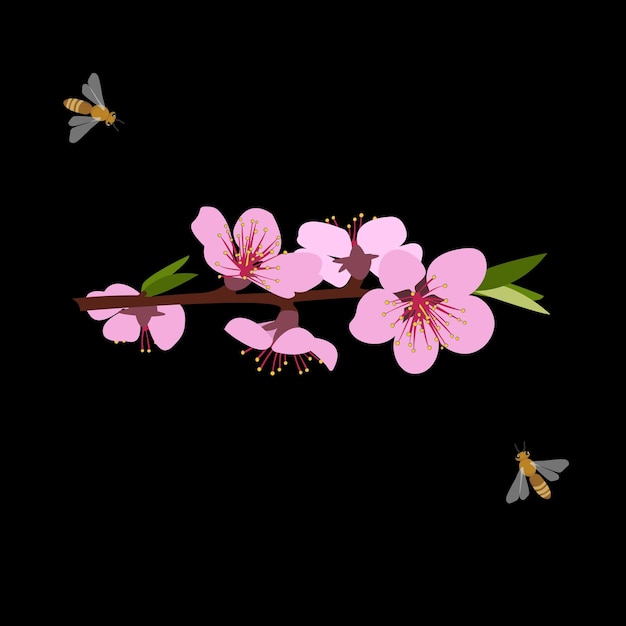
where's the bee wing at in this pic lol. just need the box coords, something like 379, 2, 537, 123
69, 118, 98, 143
506, 470, 529, 503
82, 72, 105, 107
68, 115, 94, 127
534, 459, 569, 481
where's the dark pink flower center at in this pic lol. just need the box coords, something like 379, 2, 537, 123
382, 274, 468, 352
238, 311, 324, 375
327, 213, 378, 279
215, 218, 282, 290
120, 305, 164, 353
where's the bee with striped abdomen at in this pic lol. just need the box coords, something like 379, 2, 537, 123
506, 442, 569, 503
63, 72, 123, 143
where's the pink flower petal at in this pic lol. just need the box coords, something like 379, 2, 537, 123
86, 283, 139, 320
370, 242, 423, 277
272, 327, 316, 354
296, 222, 352, 257
224, 317, 272, 349
258, 252, 322, 299
427, 248, 487, 300
378, 249, 426, 293
102, 313, 141, 343
190, 206, 236, 274
356, 216, 407, 256
310, 338, 339, 371
392, 334, 439, 374
295, 248, 350, 287
441, 295, 495, 355
149, 305, 186, 350
349, 289, 399, 344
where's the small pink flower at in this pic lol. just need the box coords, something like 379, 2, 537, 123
224, 310, 338, 375
349, 248, 495, 374
86, 283, 185, 352
296, 213, 423, 287
191, 206, 323, 298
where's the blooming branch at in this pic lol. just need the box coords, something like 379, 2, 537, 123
72, 206, 548, 373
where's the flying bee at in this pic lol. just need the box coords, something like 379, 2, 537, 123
63, 72, 124, 143
506, 442, 569, 503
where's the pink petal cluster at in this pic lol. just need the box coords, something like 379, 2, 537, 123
86, 283, 185, 352
224, 310, 338, 375
349, 248, 495, 374
296, 214, 423, 287
191, 206, 323, 298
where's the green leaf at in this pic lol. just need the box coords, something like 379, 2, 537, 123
477, 253, 546, 290
143, 273, 197, 297
506, 284, 544, 301
474, 285, 549, 314
141, 256, 190, 293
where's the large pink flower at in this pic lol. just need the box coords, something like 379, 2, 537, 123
349, 248, 495, 374
191, 206, 323, 298
86, 283, 185, 352
296, 214, 423, 287
224, 310, 338, 375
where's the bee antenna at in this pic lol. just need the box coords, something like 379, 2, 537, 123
116, 118, 125, 124
112, 124, 120, 132
522, 441, 526, 451
514, 443, 520, 452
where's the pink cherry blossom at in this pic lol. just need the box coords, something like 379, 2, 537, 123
86, 283, 185, 352
191, 206, 323, 298
296, 213, 423, 287
224, 310, 338, 375
349, 248, 495, 374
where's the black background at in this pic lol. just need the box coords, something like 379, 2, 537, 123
31, 8, 594, 614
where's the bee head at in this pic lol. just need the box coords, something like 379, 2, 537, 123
514, 442, 529, 460
105, 111, 117, 126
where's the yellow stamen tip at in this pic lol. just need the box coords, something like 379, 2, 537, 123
257, 367, 262, 372
241, 350, 245, 355
270, 371, 275, 376
359, 212, 364, 217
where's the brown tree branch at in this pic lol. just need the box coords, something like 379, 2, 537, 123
73, 278, 368, 312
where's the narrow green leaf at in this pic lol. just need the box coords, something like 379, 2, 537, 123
141, 256, 190, 293
477, 253, 546, 290
143, 273, 197, 297
506, 284, 544, 301
474, 285, 550, 314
